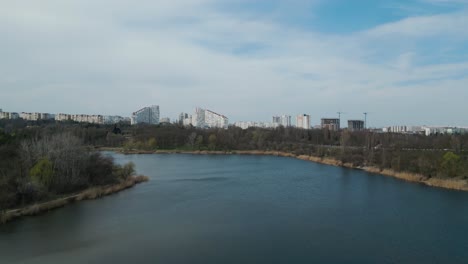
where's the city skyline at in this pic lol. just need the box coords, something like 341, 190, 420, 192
1, 1, 468, 127
2, 105, 468, 129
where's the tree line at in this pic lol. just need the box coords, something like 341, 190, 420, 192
119, 123, 468, 179
0, 121, 135, 212
2, 119, 468, 211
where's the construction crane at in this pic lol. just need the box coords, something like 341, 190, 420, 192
363, 112, 370, 129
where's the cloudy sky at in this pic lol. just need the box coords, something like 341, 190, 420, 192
1, 0, 468, 127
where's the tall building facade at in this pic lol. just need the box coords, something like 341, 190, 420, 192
272, 116, 281, 124
348, 120, 364, 131
281, 115, 292, 127
205, 110, 228, 128
131, 105, 160, 125
321, 118, 340, 131
179, 112, 190, 125
296, 114, 311, 129
273, 115, 292, 127
192, 107, 206, 128
193, 107, 228, 129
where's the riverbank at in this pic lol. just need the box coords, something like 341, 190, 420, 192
101, 147, 468, 192
1, 175, 149, 224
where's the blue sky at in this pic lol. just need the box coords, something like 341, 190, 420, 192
1, 0, 468, 127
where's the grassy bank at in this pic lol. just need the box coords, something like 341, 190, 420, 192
1, 175, 149, 224
106, 147, 468, 192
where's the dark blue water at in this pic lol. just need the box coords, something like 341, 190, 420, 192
1, 153, 468, 264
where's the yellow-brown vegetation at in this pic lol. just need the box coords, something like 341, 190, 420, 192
1, 175, 149, 224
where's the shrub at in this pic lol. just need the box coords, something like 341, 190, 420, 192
87, 153, 116, 186
440, 152, 462, 178
113, 162, 136, 180
30, 158, 54, 190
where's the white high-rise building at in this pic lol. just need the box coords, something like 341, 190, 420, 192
205, 110, 228, 129
179, 112, 190, 125
192, 107, 206, 128
183, 115, 193, 126
281, 115, 292, 127
296, 114, 311, 129
192, 107, 228, 129
272, 115, 292, 127
131, 105, 160, 125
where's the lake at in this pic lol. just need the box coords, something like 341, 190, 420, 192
1, 153, 468, 264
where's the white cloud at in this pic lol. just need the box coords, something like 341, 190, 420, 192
0, 0, 467, 126
366, 11, 468, 38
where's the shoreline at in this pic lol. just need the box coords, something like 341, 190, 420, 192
1, 175, 149, 224
101, 147, 468, 192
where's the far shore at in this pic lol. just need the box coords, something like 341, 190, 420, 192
99, 147, 468, 192
1, 175, 149, 224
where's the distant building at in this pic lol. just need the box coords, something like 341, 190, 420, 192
272, 115, 292, 127
383, 126, 423, 134
55, 113, 71, 122
390, 126, 408, 133
192, 107, 206, 128
348, 120, 364, 131
183, 116, 193, 126
68, 114, 103, 124
19, 112, 54, 121
160, 117, 171, 124
205, 109, 228, 129
131, 105, 160, 125
296, 114, 311, 129
321, 118, 340, 131
20, 112, 38, 121
233, 121, 279, 130
422, 126, 468, 136
179, 112, 190, 125
55, 113, 125, 124
272, 116, 281, 124
104, 115, 127, 124
193, 107, 228, 129
381, 125, 458, 135
0, 111, 19, 120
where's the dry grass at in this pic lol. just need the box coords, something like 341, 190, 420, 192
425, 178, 468, 191
76, 187, 103, 200
134, 175, 150, 183
21, 199, 70, 216
2, 175, 149, 224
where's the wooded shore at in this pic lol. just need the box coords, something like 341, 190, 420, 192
1, 175, 149, 224
102, 148, 468, 192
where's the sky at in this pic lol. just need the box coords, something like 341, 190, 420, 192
1, 0, 468, 127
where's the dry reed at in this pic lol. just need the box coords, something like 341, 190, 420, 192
2, 175, 149, 224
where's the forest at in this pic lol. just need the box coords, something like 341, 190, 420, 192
0, 120, 136, 212
121, 123, 468, 178
1, 118, 468, 211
